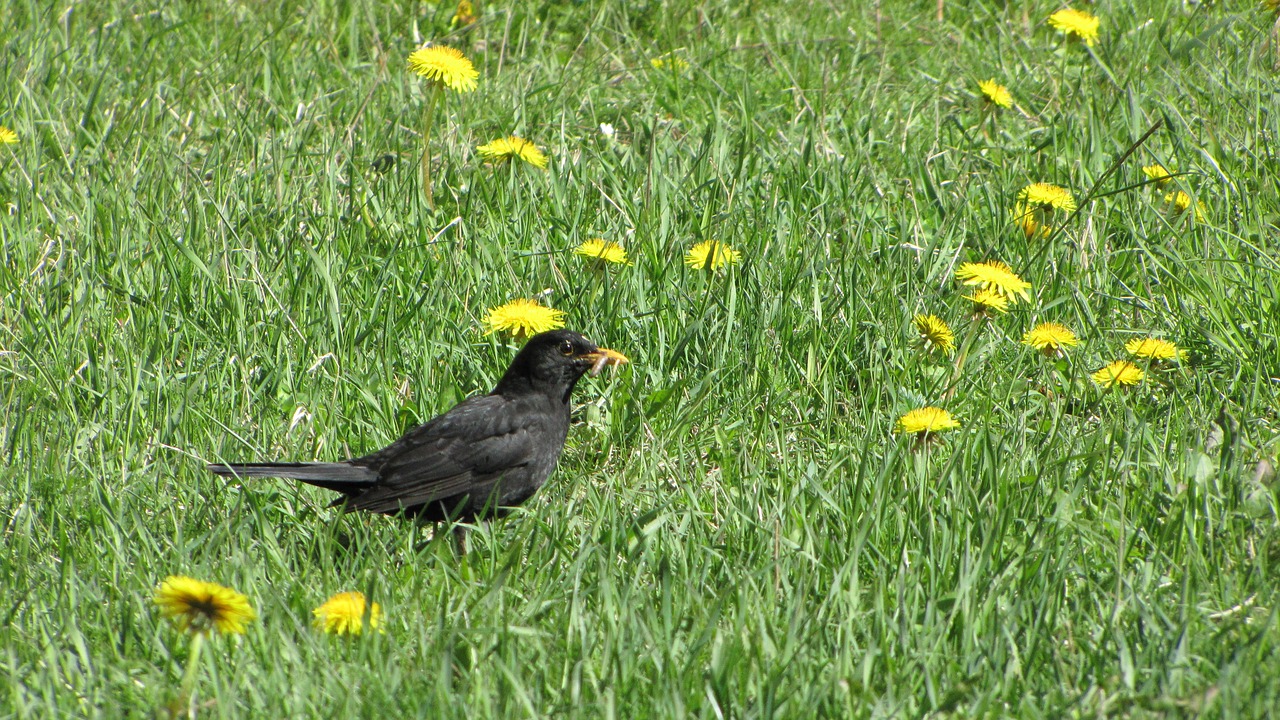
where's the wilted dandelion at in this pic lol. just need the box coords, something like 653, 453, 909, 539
573, 238, 630, 266
1125, 337, 1186, 362
483, 299, 566, 339
450, 0, 478, 27
914, 314, 955, 355
1142, 164, 1172, 186
1022, 322, 1079, 357
956, 260, 1031, 303
313, 591, 384, 636
1012, 203, 1048, 239
154, 576, 256, 635
1163, 191, 1206, 222
896, 407, 961, 438
685, 240, 741, 271
408, 44, 479, 209
0, 126, 16, 144
1092, 360, 1144, 388
978, 79, 1013, 109
477, 136, 549, 169
1048, 8, 1101, 46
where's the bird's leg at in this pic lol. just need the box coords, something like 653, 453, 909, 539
409, 520, 433, 555
413, 521, 452, 556
452, 524, 469, 555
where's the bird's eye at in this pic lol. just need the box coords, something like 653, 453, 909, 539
560, 340, 575, 356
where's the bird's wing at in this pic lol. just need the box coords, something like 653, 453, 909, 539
344, 395, 543, 514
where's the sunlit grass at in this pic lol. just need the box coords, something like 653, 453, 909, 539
1, 0, 1278, 716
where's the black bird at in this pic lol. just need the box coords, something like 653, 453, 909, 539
208, 330, 627, 525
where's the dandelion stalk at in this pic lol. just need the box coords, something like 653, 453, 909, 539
944, 316, 982, 399
420, 84, 441, 210
406, 44, 479, 211
177, 632, 205, 719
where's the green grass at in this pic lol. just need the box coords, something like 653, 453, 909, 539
3, 0, 1280, 716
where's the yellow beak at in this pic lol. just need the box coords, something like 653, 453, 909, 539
582, 348, 629, 376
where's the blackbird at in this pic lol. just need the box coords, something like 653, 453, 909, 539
208, 330, 627, 524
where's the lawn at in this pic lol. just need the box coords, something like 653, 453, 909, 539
2, 0, 1279, 716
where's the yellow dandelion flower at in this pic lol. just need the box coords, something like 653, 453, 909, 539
313, 591, 384, 636
963, 288, 1010, 314
1125, 337, 1185, 361
1163, 191, 1206, 222
1018, 183, 1077, 212
408, 45, 479, 93
1022, 322, 1079, 357
1048, 8, 1101, 46
482, 299, 566, 339
650, 54, 690, 72
956, 260, 1032, 303
573, 238, 630, 265
450, 0, 478, 27
153, 576, 256, 635
0, 126, 16, 144
1092, 360, 1144, 388
979, 79, 1013, 109
1012, 203, 1050, 239
913, 314, 956, 355
476, 136, 549, 169
896, 407, 961, 436
1142, 165, 1172, 186
685, 240, 741, 271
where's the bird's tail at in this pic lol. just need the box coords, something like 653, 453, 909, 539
207, 462, 377, 493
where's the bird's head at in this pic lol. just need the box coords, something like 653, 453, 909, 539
494, 330, 629, 401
